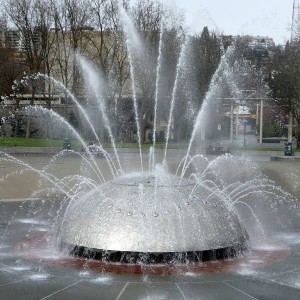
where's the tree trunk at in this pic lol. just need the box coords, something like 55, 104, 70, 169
296, 128, 300, 149
140, 120, 147, 144
25, 116, 31, 138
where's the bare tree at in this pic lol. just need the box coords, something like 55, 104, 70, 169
34, 0, 56, 108
4, 0, 55, 136
5, 0, 48, 75
129, 0, 186, 142
87, 0, 130, 100
49, 0, 90, 95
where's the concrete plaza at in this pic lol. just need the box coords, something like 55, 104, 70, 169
0, 150, 300, 300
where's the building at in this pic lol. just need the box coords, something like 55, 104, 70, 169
247, 35, 275, 49
0, 29, 43, 52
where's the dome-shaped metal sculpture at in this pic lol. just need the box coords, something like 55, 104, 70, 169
57, 172, 248, 263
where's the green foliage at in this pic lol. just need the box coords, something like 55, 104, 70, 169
68, 111, 79, 129
263, 122, 287, 138
0, 137, 75, 148
9, 113, 26, 137
267, 42, 300, 148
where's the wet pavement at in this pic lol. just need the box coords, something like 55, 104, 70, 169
0, 153, 300, 299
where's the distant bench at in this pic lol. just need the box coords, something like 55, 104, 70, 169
258, 138, 287, 143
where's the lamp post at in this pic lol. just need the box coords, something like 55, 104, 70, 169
259, 99, 264, 144
243, 118, 247, 147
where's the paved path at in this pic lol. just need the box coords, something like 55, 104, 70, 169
0, 153, 300, 299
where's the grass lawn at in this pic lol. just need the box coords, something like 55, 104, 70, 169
0, 137, 68, 148
0, 137, 187, 150
0, 137, 298, 152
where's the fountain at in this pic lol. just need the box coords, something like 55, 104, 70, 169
50, 22, 249, 262
58, 171, 248, 264
0, 7, 300, 299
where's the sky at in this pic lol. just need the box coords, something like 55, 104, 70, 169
168, 0, 295, 45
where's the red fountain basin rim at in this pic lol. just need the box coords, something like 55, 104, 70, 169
14, 232, 290, 276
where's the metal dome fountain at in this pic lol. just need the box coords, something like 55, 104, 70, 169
58, 171, 248, 263
2, 7, 291, 270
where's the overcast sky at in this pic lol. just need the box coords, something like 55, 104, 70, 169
168, 0, 295, 45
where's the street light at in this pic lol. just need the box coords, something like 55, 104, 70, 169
243, 118, 248, 147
